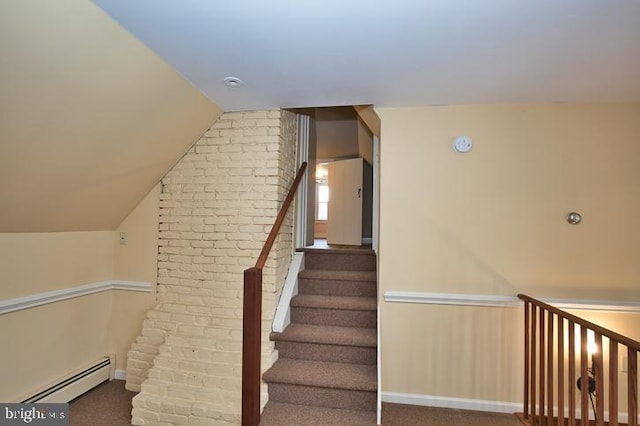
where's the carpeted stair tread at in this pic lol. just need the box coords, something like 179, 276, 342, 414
303, 250, 377, 272
263, 359, 377, 391
260, 402, 376, 425
291, 294, 376, 311
263, 249, 379, 419
271, 324, 377, 347
299, 275, 377, 297
301, 247, 375, 256
299, 269, 377, 282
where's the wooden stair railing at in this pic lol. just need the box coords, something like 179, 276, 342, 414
242, 162, 307, 426
519, 294, 640, 426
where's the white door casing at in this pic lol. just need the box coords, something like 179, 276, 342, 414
294, 113, 311, 249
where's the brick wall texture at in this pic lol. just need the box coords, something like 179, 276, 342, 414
126, 110, 298, 425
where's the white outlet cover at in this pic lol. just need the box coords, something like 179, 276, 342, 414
453, 135, 473, 153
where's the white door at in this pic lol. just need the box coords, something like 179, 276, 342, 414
327, 158, 363, 245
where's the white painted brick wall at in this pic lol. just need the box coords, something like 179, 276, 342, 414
127, 110, 298, 425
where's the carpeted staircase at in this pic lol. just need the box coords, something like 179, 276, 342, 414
261, 248, 378, 425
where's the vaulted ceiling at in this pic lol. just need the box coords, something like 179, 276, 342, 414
0, 0, 221, 232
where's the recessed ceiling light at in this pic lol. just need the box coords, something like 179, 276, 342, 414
223, 76, 243, 88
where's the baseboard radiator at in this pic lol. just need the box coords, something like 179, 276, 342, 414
21, 357, 112, 403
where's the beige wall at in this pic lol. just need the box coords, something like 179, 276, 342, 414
0, 232, 115, 299
0, 293, 113, 402
109, 184, 160, 371
0, 231, 115, 401
115, 184, 160, 282
382, 304, 523, 402
378, 104, 640, 298
357, 117, 374, 165
0, 186, 160, 400
1, 0, 219, 400
316, 107, 359, 160
377, 104, 640, 406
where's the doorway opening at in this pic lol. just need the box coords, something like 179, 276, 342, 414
292, 106, 378, 250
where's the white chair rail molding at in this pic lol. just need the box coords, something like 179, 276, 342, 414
382, 291, 640, 313
0, 280, 153, 315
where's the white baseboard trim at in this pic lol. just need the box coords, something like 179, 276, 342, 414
382, 391, 521, 414
114, 369, 127, 380
382, 392, 636, 423
0, 280, 154, 315
383, 291, 640, 313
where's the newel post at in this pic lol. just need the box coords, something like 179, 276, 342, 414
242, 267, 262, 426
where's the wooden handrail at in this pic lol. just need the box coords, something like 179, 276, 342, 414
518, 294, 640, 351
242, 162, 307, 426
519, 294, 640, 426
255, 162, 308, 269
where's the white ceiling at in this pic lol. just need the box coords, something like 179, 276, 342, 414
94, 0, 640, 110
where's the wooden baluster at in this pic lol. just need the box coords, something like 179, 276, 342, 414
609, 342, 618, 426
595, 333, 604, 426
540, 309, 546, 424
532, 306, 538, 425
569, 321, 576, 426
558, 317, 565, 426
518, 295, 640, 426
580, 326, 589, 426
547, 312, 554, 426
524, 301, 530, 419
629, 350, 638, 426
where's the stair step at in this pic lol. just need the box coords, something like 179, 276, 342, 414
291, 308, 376, 328
263, 359, 376, 391
299, 269, 377, 282
303, 249, 376, 272
291, 295, 376, 327
271, 324, 377, 347
271, 324, 377, 364
260, 402, 376, 425
298, 270, 377, 297
291, 295, 376, 311
301, 247, 375, 255
263, 249, 379, 415
274, 340, 377, 365
267, 383, 376, 412
263, 359, 377, 411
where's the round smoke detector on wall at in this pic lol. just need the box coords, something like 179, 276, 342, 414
453, 135, 473, 153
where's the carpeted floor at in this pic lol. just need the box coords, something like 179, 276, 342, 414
69, 379, 135, 425
70, 380, 523, 425
381, 402, 523, 425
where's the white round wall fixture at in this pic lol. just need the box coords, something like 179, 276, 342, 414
453, 135, 473, 153
223, 76, 244, 88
